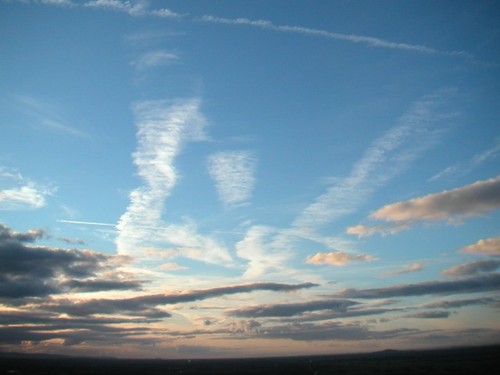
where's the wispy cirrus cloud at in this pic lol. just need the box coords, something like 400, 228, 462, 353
12, 94, 91, 139
83, 0, 181, 18
460, 237, 500, 256
198, 16, 473, 59
429, 140, 500, 182
130, 50, 180, 70
116, 99, 232, 265
348, 176, 500, 237
293, 89, 454, 235
208, 150, 257, 208
306, 252, 376, 267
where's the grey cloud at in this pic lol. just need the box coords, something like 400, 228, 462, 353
423, 297, 495, 309
405, 311, 451, 319
442, 260, 500, 277
229, 299, 357, 318
258, 321, 419, 342
0, 224, 143, 299
336, 273, 500, 299
44, 282, 318, 317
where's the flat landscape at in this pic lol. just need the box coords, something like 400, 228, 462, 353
1, 345, 499, 375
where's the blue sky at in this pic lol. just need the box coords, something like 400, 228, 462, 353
0, 0, 499, 359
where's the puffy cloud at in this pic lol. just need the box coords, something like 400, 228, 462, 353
208, 150, 257, 207
348, 177, 500, 236
228, 299, 357, 318
460, 237, 500, 256
381, 262, 424, 278
0, 183, 53, 210
0, 224, 141, 299
442, 260, 500, 277
336, 273, 500, 299
306, 252, 376, 266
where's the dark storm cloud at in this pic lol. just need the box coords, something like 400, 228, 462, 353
44, 282, 318, 317
442, 260, 500, 277
0, 224, 142, 299
336, 273, 500, 299
228, 299, 358, 318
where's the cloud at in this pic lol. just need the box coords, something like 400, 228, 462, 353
12, 94, 90, 139
130, 50, 180, 70
43, 282, 318, 317
198, 16, 472, 58
381, 262, 424, 278
0, 166, 53, 212
348, 177, 500, 236
429, 140, 500, 182
115, 98, 233, 265
405, 311, 451, 319
306, 252, 376, 267
442, 260, 500, 277
207, 150, 257, 207
0, 224, 140, 299
228, 299, 358, 318
292, 89, 454, 235
336, 273, 500, 299
460, 237, 500, 256
83, 0, 181, 18
423, 297, 495, 309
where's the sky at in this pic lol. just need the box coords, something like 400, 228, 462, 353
0, 0, 499, 359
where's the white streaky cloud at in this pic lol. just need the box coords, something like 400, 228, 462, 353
158, 263, 188, 271
198, 15, 472, 58
429, 140, 500, 182
41, 0, 75, 6
236, 226, 291, 279
115, 99, 232, 265
13, 94, 90, 139
381, 262, 424, 278
292, 89, 454, 235
150, 8, 182, 18
131, 50, 180, 70
459, 238, 500, 257
346, 224, 410, 238
208, 150, 257, 207
306, 252, 376, 267
84, 0, 148, 16
0, 182, 53, 210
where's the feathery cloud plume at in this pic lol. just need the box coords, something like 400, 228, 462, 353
198, 16, 472, 58
293, 89, 454, 235
115, 99, 232, 264
130, 50, 179, 70
460, 237, 500, 256
208, 150, 257, 207
306, 252, 376, 267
